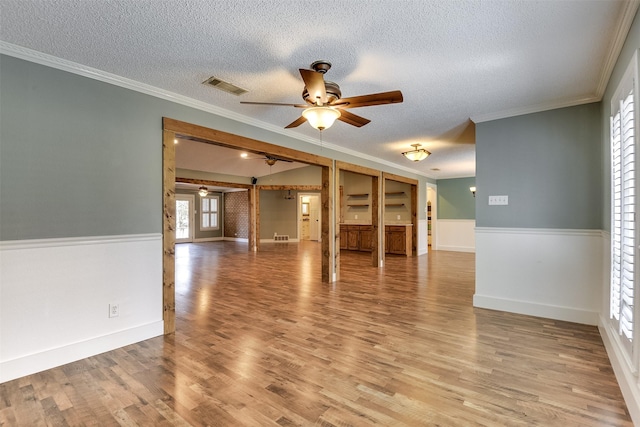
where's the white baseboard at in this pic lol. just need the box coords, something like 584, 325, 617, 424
260, 238, 300, 243
1, 321, 163, 383
599, 315, 640, 425
474, 294, 599, 325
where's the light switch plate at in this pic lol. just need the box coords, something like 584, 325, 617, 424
488, 195, 509, 205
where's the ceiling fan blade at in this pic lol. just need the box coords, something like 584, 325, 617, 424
337, 110, 371, 127
241, 101, 307, 108
299, 69, 327, 105
284, 116, 307, 129
332, 90, 403, 109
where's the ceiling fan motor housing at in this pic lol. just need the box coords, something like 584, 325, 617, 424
303, 81, 342, 105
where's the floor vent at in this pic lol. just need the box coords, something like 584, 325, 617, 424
274, 235, 289, 241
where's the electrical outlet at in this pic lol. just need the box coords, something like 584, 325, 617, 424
396, 215, 401, 220
355, 214, 358, 220
109, 303, 119, 318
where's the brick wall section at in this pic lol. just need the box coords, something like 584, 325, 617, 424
224, 191, 249, 238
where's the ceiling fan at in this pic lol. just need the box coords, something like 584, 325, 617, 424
241, 60, 403, 130
243, 153, 293, 166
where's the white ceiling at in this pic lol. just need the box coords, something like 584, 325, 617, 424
1, 0, 636, 179
176, 139, 309, 179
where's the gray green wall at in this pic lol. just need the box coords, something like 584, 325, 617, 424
436, 177, 476, 220
475, 102, 602, 229
0, 54, 430, 242
175, 189, 223, 239
259, 190, 299, 239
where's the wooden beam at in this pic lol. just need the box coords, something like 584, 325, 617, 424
163, 117, 332, 167
382, 172, 418, 186
162, 129, 176, 335
176, 177, 251, 189
256, 185, 322, 191
335, 160, 379, 177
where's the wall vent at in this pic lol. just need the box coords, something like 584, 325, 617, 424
202, 76, 248, 96
274, 235, 289, 241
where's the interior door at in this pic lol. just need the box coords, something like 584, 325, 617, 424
176, 194, 195, 243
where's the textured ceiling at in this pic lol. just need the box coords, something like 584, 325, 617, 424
0, 0, 636, 179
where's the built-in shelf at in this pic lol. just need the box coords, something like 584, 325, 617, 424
385, 203, 405, 207
347, 193, 369, 197
385, 191, 405, 196
347, 204, 370, 207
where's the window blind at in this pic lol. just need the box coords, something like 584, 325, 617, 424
611, 64, 636, 356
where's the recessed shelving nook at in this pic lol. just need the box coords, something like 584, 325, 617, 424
347, 193, 370, 208
384, 190, 406, 207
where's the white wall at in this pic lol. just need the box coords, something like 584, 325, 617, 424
436, 219, 475, 252
474, 227, 602, 325
0, 234, 163, 382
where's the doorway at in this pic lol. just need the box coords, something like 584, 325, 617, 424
427, 183, 437, 250
176, 194, 195, 243
299, 194, 321, 241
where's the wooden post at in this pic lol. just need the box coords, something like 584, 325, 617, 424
371, 174, 380, 267
162, 129, 176, 335
322, 164, 334, 283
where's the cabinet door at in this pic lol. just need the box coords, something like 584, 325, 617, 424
339, 227, 348, 249
359, 227, 373, 252
387, 227, 406, 254
347, 228, 360, 250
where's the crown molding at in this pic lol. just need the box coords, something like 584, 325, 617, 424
470, 94, 600, 124
472, 0, 640, 124
596, 0, 640, 98
0, 41, 433, 180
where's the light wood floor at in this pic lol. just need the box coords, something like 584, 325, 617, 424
0, 241, 632, 426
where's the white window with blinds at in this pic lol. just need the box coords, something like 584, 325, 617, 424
201, 195, 219, 231
611, 52, 639, 363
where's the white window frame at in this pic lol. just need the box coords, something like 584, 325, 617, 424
200, 195, 220, 231
610, 50, 640, 371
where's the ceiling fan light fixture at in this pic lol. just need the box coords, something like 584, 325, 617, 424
402, 144, 431, 162
302, 106, 341, 131
198, 186, 209, 197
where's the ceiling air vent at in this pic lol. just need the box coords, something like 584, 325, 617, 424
202, 76, 248, 96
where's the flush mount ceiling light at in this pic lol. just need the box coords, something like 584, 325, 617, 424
402, 144, 431, 162
198, 186, 209, 197
302, 106, 341, 131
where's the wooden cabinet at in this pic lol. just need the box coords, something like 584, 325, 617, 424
339, 225, 373, 252
340, 224, 411, 255
386, 226, 408, 254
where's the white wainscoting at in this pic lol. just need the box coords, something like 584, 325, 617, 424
417, 219, 428, 256
0, 234, 164, 383
436, 219, 476, 252
474, 227, 602, 325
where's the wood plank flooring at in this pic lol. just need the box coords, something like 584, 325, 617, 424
0, 242, 632, 426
